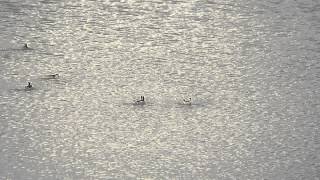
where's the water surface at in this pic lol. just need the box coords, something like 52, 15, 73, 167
0, 0, 319, 179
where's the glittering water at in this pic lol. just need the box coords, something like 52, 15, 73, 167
0, 0, 319, 179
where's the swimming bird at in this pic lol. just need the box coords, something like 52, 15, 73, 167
23, 43, 29, 49
183, 98, 191, 105
26, 82, 32, 88
135, 96, 145, 105
25, 82, 33, 90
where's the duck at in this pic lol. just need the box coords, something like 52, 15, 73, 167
25, 82, 33, 90
183, 98, 191, 105
23, 43, 29, 49
135, 96, 145, 105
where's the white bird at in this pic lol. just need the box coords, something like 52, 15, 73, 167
183, 98, 191, 105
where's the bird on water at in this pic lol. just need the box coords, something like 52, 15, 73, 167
135, 96, 145, 105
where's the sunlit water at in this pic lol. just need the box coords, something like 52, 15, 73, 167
0, 0, 319, 179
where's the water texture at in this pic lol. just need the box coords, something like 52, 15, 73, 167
0, 0, 319, 179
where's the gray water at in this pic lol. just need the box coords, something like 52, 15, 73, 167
0, 0, 319, 179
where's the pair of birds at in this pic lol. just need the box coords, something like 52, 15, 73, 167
24, 84, 192, 105
25, 74, 59, 90
135, 96, 192, 105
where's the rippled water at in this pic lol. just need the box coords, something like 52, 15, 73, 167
0, 0, 319, 179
